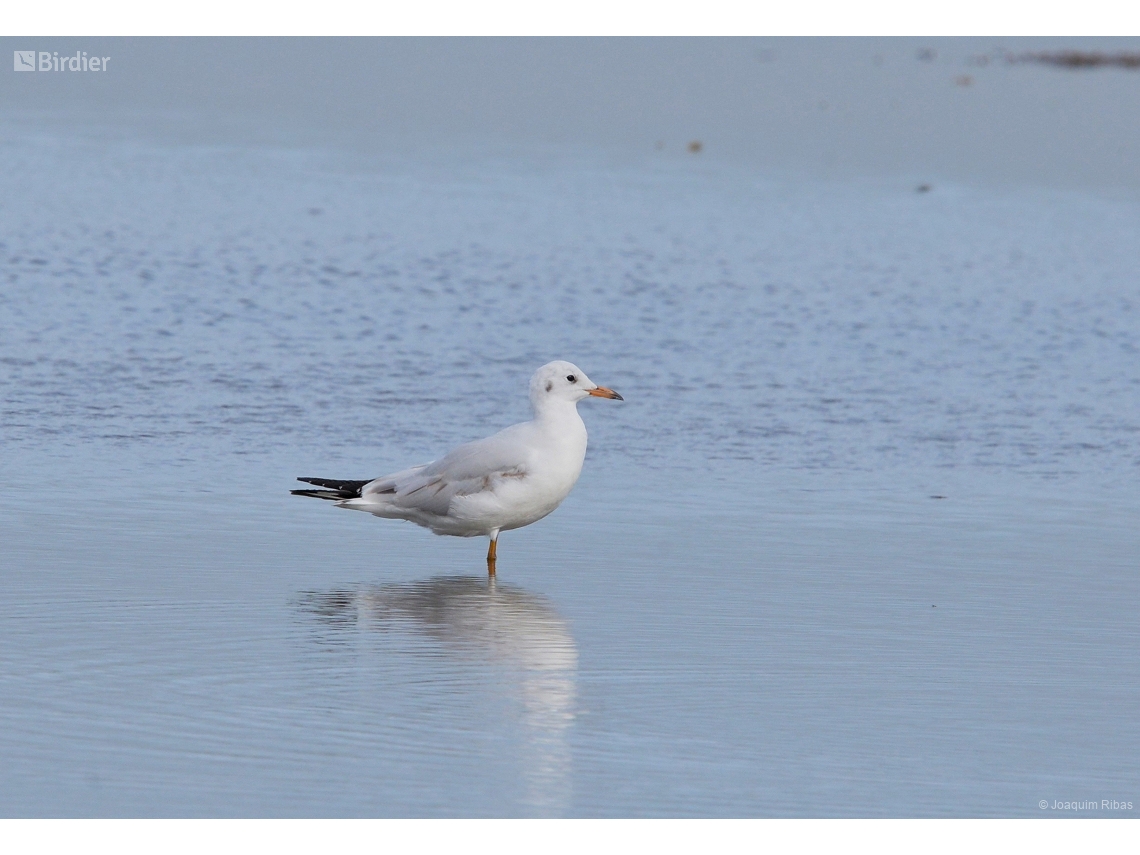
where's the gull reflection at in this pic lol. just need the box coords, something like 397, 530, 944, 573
299, 575, 578, 815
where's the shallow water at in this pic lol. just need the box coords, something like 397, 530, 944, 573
1, 128, 1138, 817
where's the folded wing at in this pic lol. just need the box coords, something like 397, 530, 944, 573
357, 423, 533, 517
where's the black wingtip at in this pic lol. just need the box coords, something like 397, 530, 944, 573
293, 477, 371, 500
291, 488, 350, 501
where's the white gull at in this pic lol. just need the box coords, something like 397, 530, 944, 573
292, 360, 623, 574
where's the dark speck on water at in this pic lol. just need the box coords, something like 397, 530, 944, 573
1009, 51, 1140, 70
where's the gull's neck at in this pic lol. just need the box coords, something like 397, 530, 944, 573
531, 397, 583, 427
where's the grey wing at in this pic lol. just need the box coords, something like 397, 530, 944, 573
358, 424, 531, 516
358, 464, 451, 515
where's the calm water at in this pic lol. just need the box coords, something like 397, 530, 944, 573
1, 129, 1138, 816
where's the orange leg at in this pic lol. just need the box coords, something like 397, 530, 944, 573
486, 535, 498, 576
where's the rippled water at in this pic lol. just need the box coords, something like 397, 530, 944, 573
2, 131, 1138, 816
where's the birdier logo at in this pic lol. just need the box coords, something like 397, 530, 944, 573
13, 50, 110, 72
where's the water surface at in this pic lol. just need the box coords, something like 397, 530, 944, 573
1, 123, 1138, 817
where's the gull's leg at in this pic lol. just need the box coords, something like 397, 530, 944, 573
487, 530, 499, 576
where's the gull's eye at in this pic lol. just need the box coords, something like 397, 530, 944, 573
566, 374, 577, 383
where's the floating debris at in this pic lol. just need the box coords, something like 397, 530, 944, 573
916, 184, 933, 193
1008, 51, 1140, 70
687, 140, 703, 154
955, 74, 974, 87
917, 48, 937, 62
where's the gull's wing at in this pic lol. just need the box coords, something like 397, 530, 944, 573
359, 422, 532, 516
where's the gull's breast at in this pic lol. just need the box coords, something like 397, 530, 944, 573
453, 422, 587, 532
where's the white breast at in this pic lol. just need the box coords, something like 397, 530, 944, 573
451, 408, 588, 533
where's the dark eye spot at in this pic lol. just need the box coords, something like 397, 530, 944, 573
545, 381, 553, 392
566, 374, 576, 383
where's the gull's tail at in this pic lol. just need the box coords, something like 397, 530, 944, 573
291, 477, 372, 501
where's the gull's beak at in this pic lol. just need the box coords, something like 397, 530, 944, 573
588, 385, 624, 400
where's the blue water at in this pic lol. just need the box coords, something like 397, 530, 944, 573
1, 127, 1138, 817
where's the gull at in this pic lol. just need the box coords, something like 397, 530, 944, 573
292, 360, 623, 574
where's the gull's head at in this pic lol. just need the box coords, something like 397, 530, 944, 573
529, 360, 623, 410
